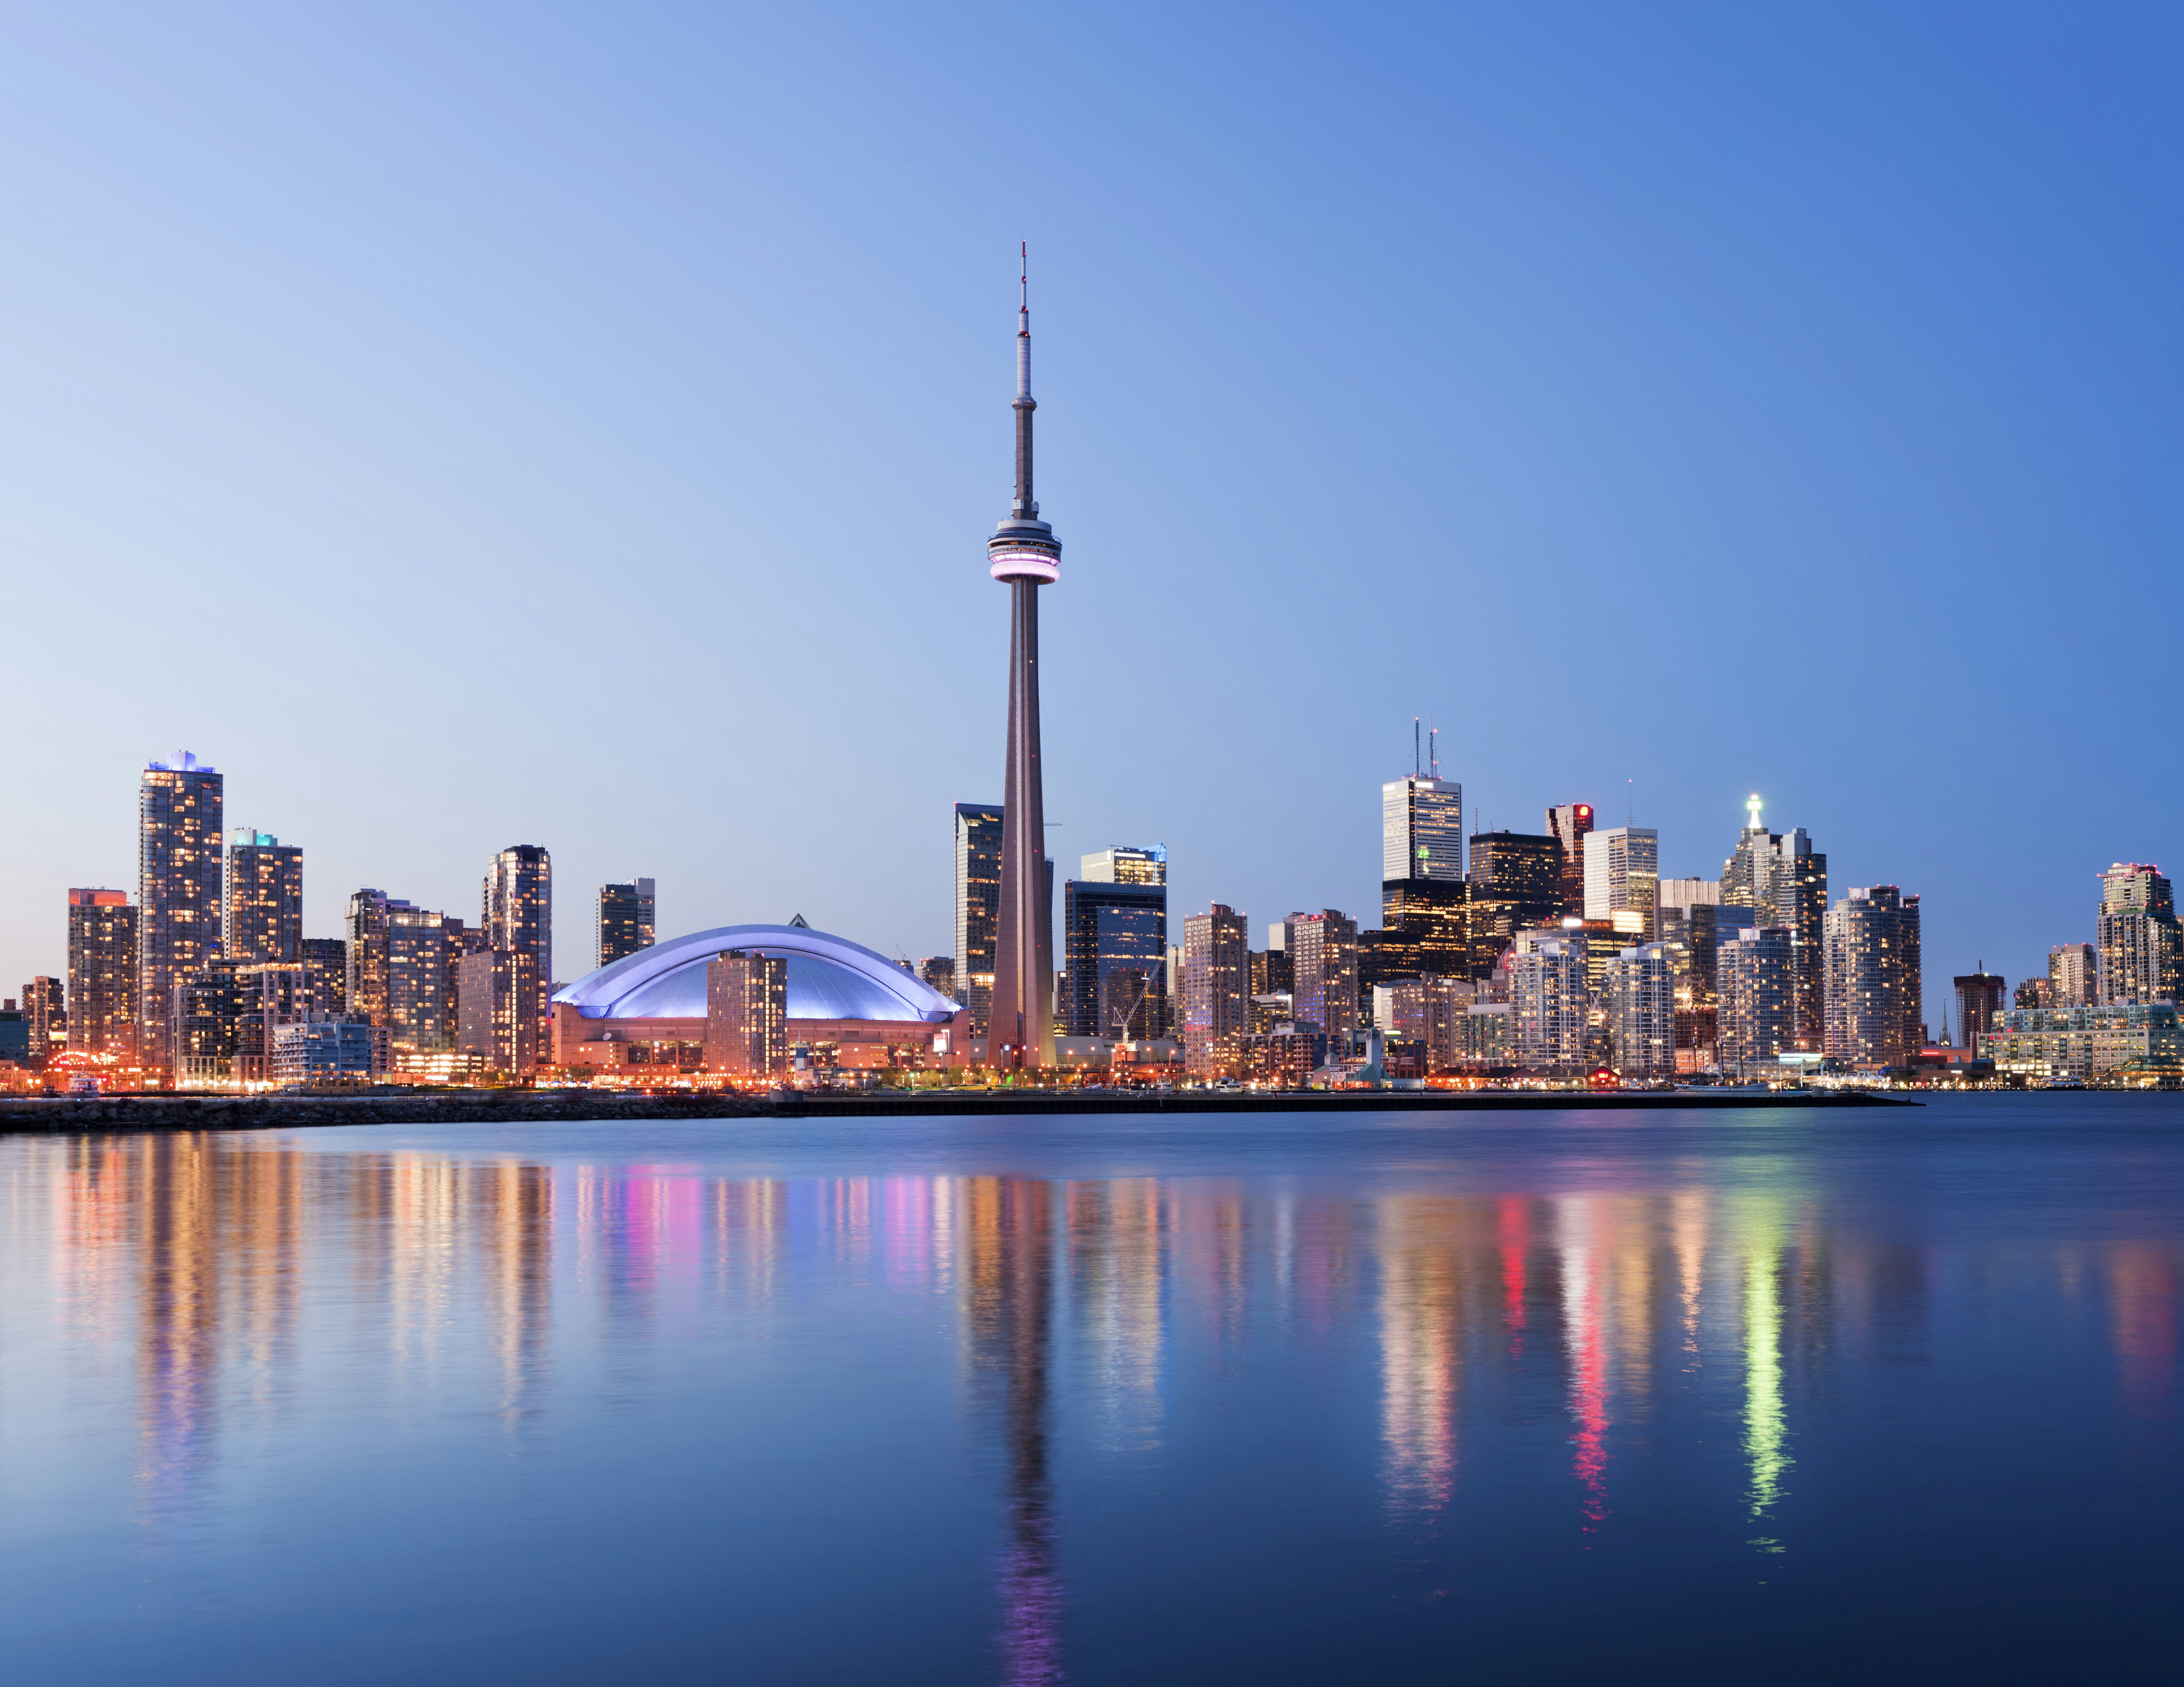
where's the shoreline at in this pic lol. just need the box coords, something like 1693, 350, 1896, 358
0, 1087, 1918, 1132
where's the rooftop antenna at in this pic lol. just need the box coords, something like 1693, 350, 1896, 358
1413, 717, 1421, 779
1429, 723, 1439, 781
1628, 778, 1634, 826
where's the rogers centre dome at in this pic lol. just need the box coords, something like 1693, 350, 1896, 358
553, 924, 958, 1025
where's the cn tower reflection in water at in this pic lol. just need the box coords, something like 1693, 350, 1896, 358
8, 1123, 2184, 1684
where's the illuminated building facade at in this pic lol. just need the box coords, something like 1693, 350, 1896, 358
2049, 942, 2097, 1008
173, 961, 245, 1085
1383, 776, 1463, 882
1546, 803, 1594, 917
1718, 925, 1794, 1074
67, 889, 138, 1056
21, 976, 63, 1065
224, 829, 301, 964
484, 845, 553, 1047
387, 902, 458, 1055
1286, 910, 1359, 1048
139, 752, 224, 1071
954, 802, 1003, 1032
2095, 863, 2180, 1004
300, 936, 347, 1017
596, 878, 656, 970
1823, 886, 1922, 1069
345, 890, 392, 1026
1180, 904, 1249, 1078
918, 956, 957, 999
1377, 880, 1469, 980
1510, 939, 1587, 1072
1381, 975, 1473, 1073
1605, 942, 1676, 1078
1469, 832, 1563, 929
1583, 826, 1659, 940
1985, 1002, 2184, 1081
1065, 853, 1168, 1039
456, 947, 539, 1075
706, 950, 788, 1078
1079, 846, 1166, 886
271, 1019, 386, 1085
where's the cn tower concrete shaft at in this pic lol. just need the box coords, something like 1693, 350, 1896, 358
990, 576, 1051, 1068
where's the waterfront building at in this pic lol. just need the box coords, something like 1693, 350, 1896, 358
1079, 846, 1166, 886
1954, 970, 2007, 1055
484, 845, 553, 1047
704, 951, 789, 1078
984, 255, 1063, 1070
21, 977, 63, 1066
1064, 876, 1167, 1039
1985, 1002, 2184, 1082
66, 889, 137, 1056
455, 947, 540, 1076
301, 936, 347, 1017
270, 1018, 386, 1086
1824, 886, 1923, 1070
388, 903, 458, 1055
139, 752, 224, 1071
1384, 776, 1464, 882
1583, 826, 1659, 939
1378, 879, 1470, 979
1469, 831, 1564, 929
1770, 831, 1827, 1051
1380, 975, 1474, 1073
1718, 925, 1795, 1074
1286, 910, 1360, 1048
1240, 1029, 1315, 1088
2016, 977, 2053, 1009
173, 960, 245, 1086
224, 829, 302, 965
0, 1005, 28, 1067
2096, 863, 2180, 1004
1249, 992, 1293, 1034
1545, 803, 1594, 917
596, 878, 656, 970
954, 802, 1004, 1032
1462, 1001, 1513, 1066
1510, 939, 1587, 1073
345, 891, 393, 1026
1181, 904, 1250, 1079
2049, 942, 2097, 1008
1605, 943, 1676, 1080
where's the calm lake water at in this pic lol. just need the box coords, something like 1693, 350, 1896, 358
2, 1095, 2180, 1685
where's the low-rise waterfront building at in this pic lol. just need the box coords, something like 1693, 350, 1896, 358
1985, 1003, 2184, 1082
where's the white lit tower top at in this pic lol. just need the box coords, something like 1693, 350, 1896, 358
988, 246, 1061, 584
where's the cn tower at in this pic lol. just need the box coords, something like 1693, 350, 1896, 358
986, 247, 1060, 1070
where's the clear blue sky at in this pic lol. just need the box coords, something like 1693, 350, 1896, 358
4, 3, 2179, 1017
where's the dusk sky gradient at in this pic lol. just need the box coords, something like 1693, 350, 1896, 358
4, 3, 2181, 1014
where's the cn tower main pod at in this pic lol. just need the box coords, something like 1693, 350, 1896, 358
986, 250, 1061, 1070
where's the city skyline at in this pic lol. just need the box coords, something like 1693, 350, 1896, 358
4, 8, 2183, 1016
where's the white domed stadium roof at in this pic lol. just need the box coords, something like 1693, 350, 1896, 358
553, 925, 956, 1024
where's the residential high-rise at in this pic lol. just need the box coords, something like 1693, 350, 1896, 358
1954, 970, 2006, 1055
21, 976, 63, 1066
224, 828, 302, 965
705, 950, 787, 1079
387, 902, 457, 1055
1383, 774, 1463, 882
484, 845, 553, 1048
953, 802, 1005, 1033
1824, 886, 1922, 1070
1286, 911, 1360, 1050
1720, 794, 1775, 914
300, 936, 347, 1018
596, 878, 656, 970
1718, 925, 1794, 1074
456, 948, 539, 1076
66, 889, 137, 1058
138, 752, 224, 1070
1181, 904, 1250, 1079
345, 890, 393, 1026
1545, 803, 1594, 917
1470, 832, 1564, 929
1769, 830, 1827, 1050
986, 252, 1062, 1071
1063, 875, 1167, 1039
1583, 826, 1659, 939
1605, 942, 1676, 1079
917, 956, 958, 999
1381, 976, 1474, 1074
1510, 938, 1587, 1073
2049, 942, 2097, 1008
2096, 863, 2180, 1005
1078, 846, 1166, 886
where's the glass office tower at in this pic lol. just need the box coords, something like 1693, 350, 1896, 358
139, 752, 224, 1071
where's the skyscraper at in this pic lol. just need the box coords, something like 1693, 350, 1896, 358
1287, 911, 1359, 1050
1510, 938, 1587, 1073
1582, 826, 1660, 939
1720, 794, 1774, 914
1545, 803, 1594, 917
300, 935, 348, 1018
484, 845, 553, 1048
21, 976, 63, 1066
953, 802, 1004, 1033
66, 889, 136, 1057
345, 890, 393, 1026
456, 947, 539, 1076
987, 253, 1061, 1071
1824, 885, 1922, 1069
224, 828, 303, 965
1954, 970, 2006, 1054
1605, 942, 1676, 1079
2048, 942, 2097, 1008
2095, 863, 2180, 1005
387, 902, 457, 1055
1718, 925, 1794, 1074
1063, 875, 1168, 1039
596, 878, 656, 970
1469, 832, 1563, 928
139, 752, 224, 1070
706, 950, 787, 1079
1078, 846, 1166, 886
1769, 830, 1827, 1050
1383, 774, 1464, 882
1181, 904, 1250, 1079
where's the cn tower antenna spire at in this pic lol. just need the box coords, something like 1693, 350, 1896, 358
1013, 242, 1036, 520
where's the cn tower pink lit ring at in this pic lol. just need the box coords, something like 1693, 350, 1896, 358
989, 549, 1059, 582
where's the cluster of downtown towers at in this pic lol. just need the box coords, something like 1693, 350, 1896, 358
25, 752, 658, 1082
944, 785, 2183, 1079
